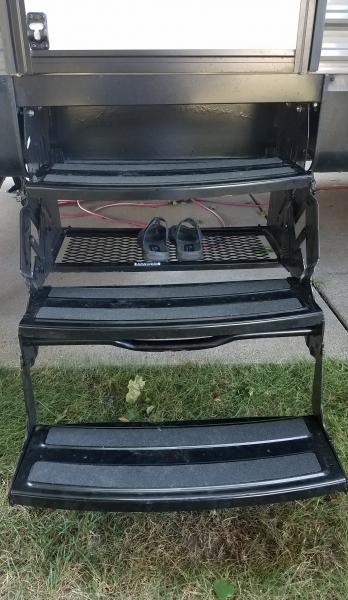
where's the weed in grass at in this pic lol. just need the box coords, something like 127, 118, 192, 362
0, 361, 347, 599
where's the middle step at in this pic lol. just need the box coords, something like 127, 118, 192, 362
20, 278, 323, 345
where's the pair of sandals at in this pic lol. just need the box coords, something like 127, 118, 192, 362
138, 217, 203, 262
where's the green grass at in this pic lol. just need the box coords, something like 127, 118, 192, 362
0, 360, 348, 600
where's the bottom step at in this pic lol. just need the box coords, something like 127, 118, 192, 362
10, 417, 346, 511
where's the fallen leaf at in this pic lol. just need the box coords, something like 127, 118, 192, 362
146, 405, 155, 416
213, 579, 236, 600
126, 375, 146, 404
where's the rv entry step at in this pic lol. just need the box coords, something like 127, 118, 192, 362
19, 278, 323, 345
10, 416, 346, 511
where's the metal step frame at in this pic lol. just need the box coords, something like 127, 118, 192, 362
11, 177, 347, 510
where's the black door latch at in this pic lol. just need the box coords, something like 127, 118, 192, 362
27, 12, 49, 50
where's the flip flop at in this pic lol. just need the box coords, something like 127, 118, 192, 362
138, 217, 170, 262
170, 218, 204, 261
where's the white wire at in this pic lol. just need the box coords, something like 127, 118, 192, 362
75, 198, 226, 227
76, 199, 145, 226
191, 198, 226, 227
76, 199, 111, 220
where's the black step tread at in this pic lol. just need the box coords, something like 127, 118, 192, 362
10, 417, 347, 511
48, 279, 291, 300
36, 297, 303, 322
40, 157, 304, 188
45, 417, 309, 449
29, 454, 320, 491
22, 278, 318, 325
51, 158, 285, 173
42, 167, 297, 186
19, 278, 323, 343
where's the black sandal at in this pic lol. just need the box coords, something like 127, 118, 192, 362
170, 218, 204, 261
138, 217, 170, 262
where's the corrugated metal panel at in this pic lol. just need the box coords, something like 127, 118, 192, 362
0, 26, 6, 74
319, 0, 348, 71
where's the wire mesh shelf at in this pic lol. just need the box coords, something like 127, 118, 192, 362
54, 226, 279, 272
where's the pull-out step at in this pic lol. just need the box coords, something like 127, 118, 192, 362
19, 279, 323, 345
29, 157, 311, 200
10, 417, 346, 511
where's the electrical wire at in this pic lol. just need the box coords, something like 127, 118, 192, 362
58, 198, 268, 208
58, 195, 269, 228
76, 199, 146, 227
58, 197, 226, 226
58, 180, 348, 227
59, 199, 170, 225
191, 198, 226, 227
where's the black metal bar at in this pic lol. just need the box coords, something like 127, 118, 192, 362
0, 1, 17, 73
20, 197, 64, 289
112, 329, 316, 352
267, 190, 304, 278
20, 316, 324, 345
20, 343, 38, 431
30, 49, 296, 59
13, 74, 323, 106
267, 187, 320, 280
0, 77, 26, 176
306, 324, 325, 422
24, 176, 313, 202
304, 189, 320, 279
19, 203, 33, 288
2, 0, 32, 74
113, 336, 247, 352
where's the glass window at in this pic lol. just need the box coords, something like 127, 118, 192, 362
25, 0, 302, 52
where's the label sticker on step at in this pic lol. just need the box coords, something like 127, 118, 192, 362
134, 261, 161, 267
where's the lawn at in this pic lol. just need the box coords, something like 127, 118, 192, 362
0, 360, 348, 600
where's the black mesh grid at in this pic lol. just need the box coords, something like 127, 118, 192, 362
55, 228, 277, 271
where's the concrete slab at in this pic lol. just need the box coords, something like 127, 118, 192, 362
315, 188, 348, 330
0, 177, 347, 367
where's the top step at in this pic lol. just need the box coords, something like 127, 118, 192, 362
28, 157, 312, 200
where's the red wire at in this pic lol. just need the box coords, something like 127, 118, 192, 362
57, 185, 347, 223
58, 198, 269, 208
58, 196, 268, 226
59, 198, 166, 226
